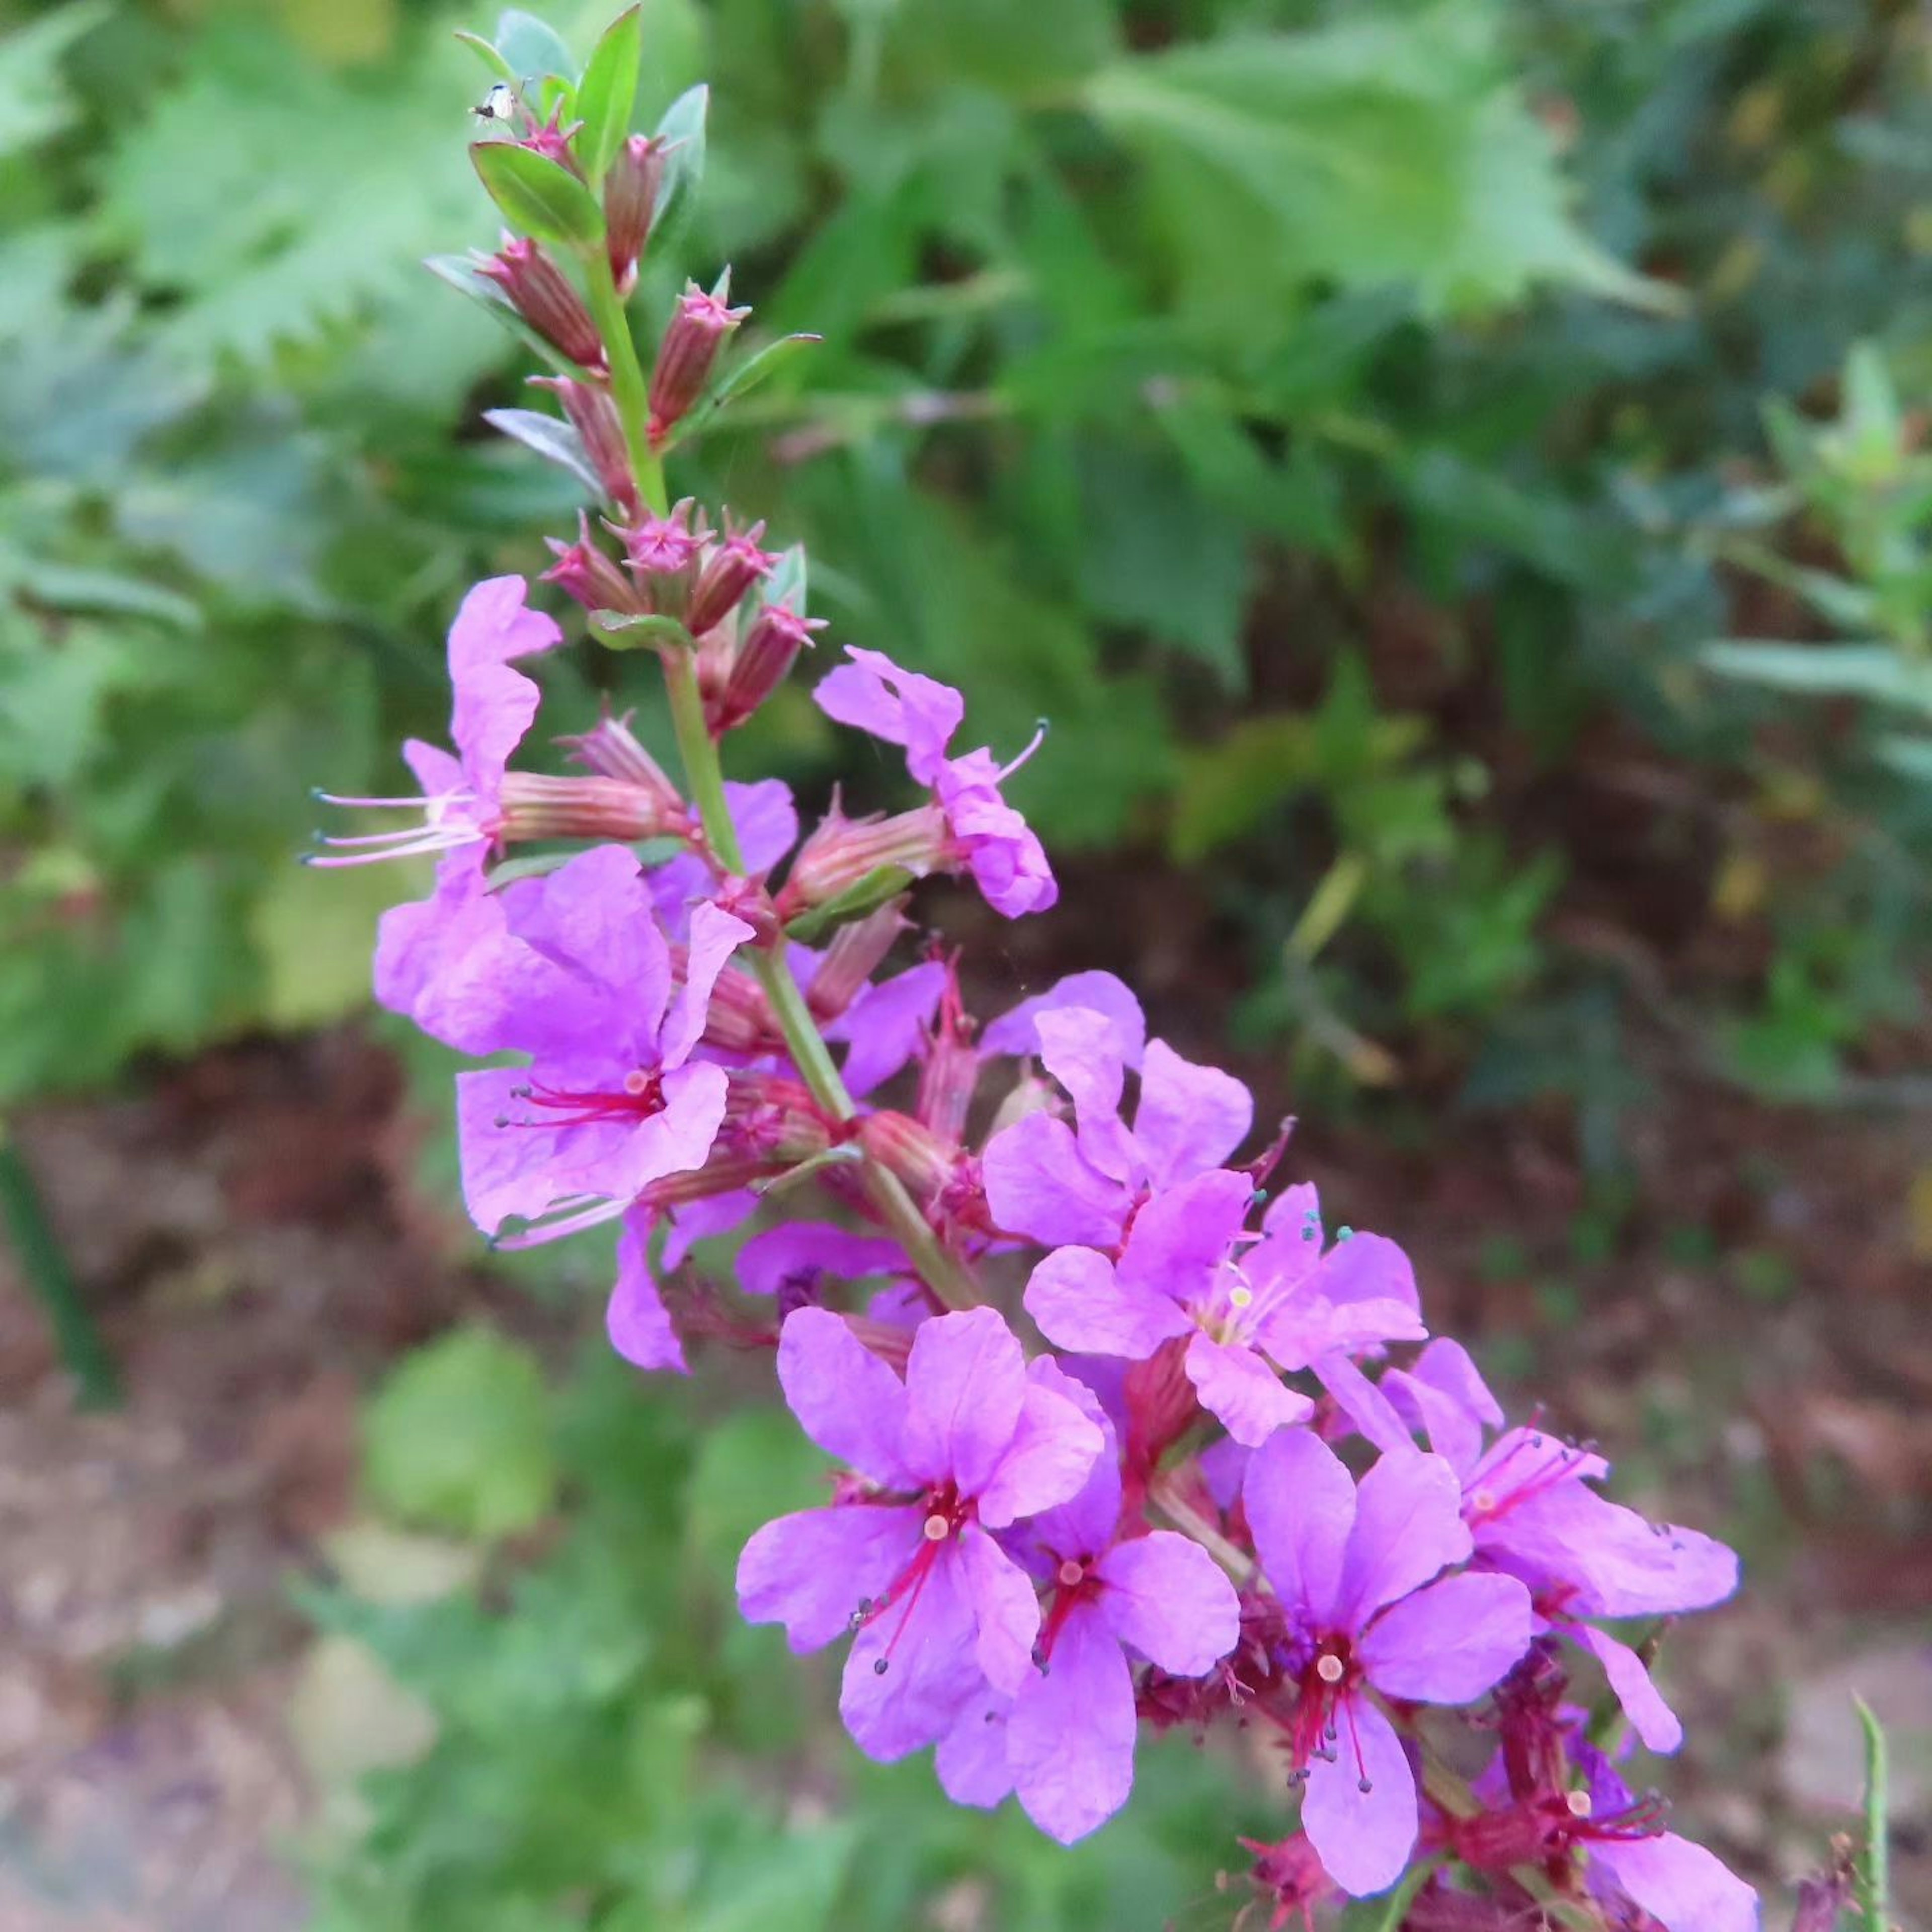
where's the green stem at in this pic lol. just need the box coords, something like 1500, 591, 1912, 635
581, 247, 665, 512
661, 649, 981, 1312
0, 1125, 119, 1409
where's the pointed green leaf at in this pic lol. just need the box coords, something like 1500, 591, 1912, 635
1853, 1696, 1890, 1932
590, 612, 694, 652
494, 8, 576, 85
470, 141, 604, 247
572, 4, 641, 184
1701, 639, 1932, 713
481, 406, 602, 496
648, 83, 708, 263
783, 867, 917, 943
657, 332, 821, 451
452, 29, 518, 87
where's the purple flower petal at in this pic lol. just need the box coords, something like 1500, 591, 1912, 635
976, 1381, 1104, 1530
661, 899, 755, 1068
936, 1697, 1014, 1809
1244, 1429, 1356, 1622
983, 1112, 1129, 1249
1311, 1351, 1423, 1457
814, 646, 964, 787
1335, 1453, 1472, 1628
1025, 1246, 1193, 1360
903, 1307, 1027, 1496
1184, 1331, 1314, 1448
981, 972, 1146, 1070
1357, 1572, 1530, 1704
1485, 1484, 1738, 1618
824, 960, 946, 1098
1007, 1600, 1137, 1843
1569, 1622, 1684, 1754
606, 1210, 686, 1373
1036, 1007, 1137, 1184
1095, 1531, 1240, 1677
506, 844, 671, 1046
958, 1520, 1041, 1696
1117, 1168, 1254, 1306
1594, 1829, 1759, 1932
661, 1188, 759, 1267
1024, 1363, 1122, 1562
447, 573, 562, 677
1317, 1230, 1419, 1315
737, 1223, 908, 1299
1134, 1039, 1252, 1188
737, 1502, 922, 1653
1300, 1693, 1417, 1898
938, 749, 1058, 918
1381, 1337, 1498, 1477
841, 1539, 981, 1758
775, 1306, 914, 1486
723, 777, 799, 875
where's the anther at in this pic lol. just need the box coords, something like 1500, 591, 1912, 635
1337, 1226, 1354, 1241
872, 1657, 890, 1676
922, 1512, 950, 1542
1315, 1654, 1345, 1684
1357, 1774, 1374, 1795
1566, 1790, 1592, 1819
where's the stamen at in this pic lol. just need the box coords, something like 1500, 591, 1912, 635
996, 718, 1049, 782
1315, 1654, 1345, 1684
1056, 1558, 1084, 1587
923, 1512, 949, 1541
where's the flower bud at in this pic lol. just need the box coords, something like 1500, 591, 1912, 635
856, 1109, 962, 1204
648, 271, 749, 447
498, 771, 688, 844
543, 512, 648, 614
621, 498, 708, 618
915, 961, 978, 1145
476, 236, 605, 369
779, 797, 949, 922
806, 902, 909, 1021
530, 376, 634, 511
686, 516, 777, 639
710, 599, 825, 733
605, 133, 671, 294
558, 709, 677, 792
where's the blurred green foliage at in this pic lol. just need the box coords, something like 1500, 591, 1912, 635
0, 0, 1927, 1112
302, 1334, 1276, 1930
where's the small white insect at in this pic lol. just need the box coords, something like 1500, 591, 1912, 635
470, 82, 519, 130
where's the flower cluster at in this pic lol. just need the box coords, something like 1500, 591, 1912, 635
321, 41, 1762, 1931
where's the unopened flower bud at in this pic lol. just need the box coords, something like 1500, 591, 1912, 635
530, 376, 634, 511
520, 104, 584, 172
543, 512, 647, 614
476, 236, 604, 369
498, 771, 688, 844
622, 498, 708, 618
605, 133, 671, 294
711, 599, 826, 733
686, 516, 777, 638
806, 902, 909, 1021
648, 271, 749, 446
779, 797, 949, 921
857, 1109, 962, 1204
557, 709, 677, 793
916, 962, 978, 1144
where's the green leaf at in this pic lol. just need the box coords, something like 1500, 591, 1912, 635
783, 866, 918, 942
658, 332, 821, 451
1701, 639, 1932, 713
1853, 1696, 1890, 1932
471, 141, 605, 247
648, 83, 709, 262
494, 8, 577, 85
362, 1328, 558, 1541
0, 0, 112, 162
11, 561, 202, 631
591, 612, 694, 651
453, 29, 520, 87
1876, 733, 1932, 782
482, 406, 604, 496
572, 5, 642, 184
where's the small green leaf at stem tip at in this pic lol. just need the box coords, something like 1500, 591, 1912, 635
656, 334, 823, 455
590, 612, 693, 653
783, 867, 918, 944
493, 9, 577, 86
572, 5, 641, 185
453, 29, 518, 86
471, 141, 604, 248
480, 407, 603, 497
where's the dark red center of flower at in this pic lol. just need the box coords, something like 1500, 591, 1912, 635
1283, 1633, 1375, 1793
1465, 1428, 1588, 1530
501, 1069, 664, 1131
848, 1483, 973, 1676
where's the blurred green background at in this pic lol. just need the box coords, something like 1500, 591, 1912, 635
1, 0, 1929, 1927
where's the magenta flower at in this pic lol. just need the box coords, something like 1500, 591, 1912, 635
983, 1005, 1253, 1251
313, 576, 561, 868
935, 1369, 1240, 1842
454, 844, 753, 1247
1024, 1172, 1425, 1448
737, 1307, 1103, 1761
1383, 1340, 1738, 1753
812, 646, 1057, 918
979, 970, 1148, 1067
735, 1221, 912, 1312
1244, 1432, 1532, 1897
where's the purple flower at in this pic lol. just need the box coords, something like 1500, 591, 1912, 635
1383, 1340, 1739, 1753
737, 1307, 1103, 1760
646, 776, 798, 937
936, 1367, 1240, 1842
1022, 1173, 1421, 1448
979, 971, 1148, 1068
813, 647, 1057, 918
1244, 1432, 1532, 1897
314, 576, 561, 868
823, 959, 948, 1098
983, 1005, 1252, 1251
1575, 1742, 1759, 1932
736, 1221, 912, 1315
455, 845, 753, 1250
